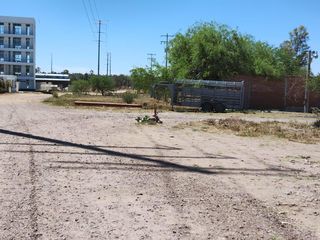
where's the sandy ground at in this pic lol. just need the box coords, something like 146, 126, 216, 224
0, 92, 319, 240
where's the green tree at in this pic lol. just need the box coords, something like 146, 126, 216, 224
309, 75, 320, 92
130, 67, 157, 93
111, 74, 132, 88
70, 80, 90, 95
280, 25, 310, 70
168, 22, 267, 79
90, 75, 115, 95
168, 22, 311, 80
252, 41, 285, 78
289, 25, 310, 66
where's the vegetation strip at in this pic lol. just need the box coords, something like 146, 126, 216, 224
74, 101, 142, 108
179, 118, 320, 144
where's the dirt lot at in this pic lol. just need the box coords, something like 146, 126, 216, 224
0, 92, 319, 240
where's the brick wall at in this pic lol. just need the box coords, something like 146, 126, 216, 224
230, 75, 320, 110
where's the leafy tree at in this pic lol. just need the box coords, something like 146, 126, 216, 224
288, 25, 310, 66
70, 80, 90, 95
130, 67, 157, 93
130, 62, 173, 93
277, 25, 310, 76
309, 75, 320, 92
111, 74, 132, 88
90, 75, 115, 95
70, 73, 88, 82
252, 42, 285, 78
168, 22, 311, 80
169, 22, 258, 79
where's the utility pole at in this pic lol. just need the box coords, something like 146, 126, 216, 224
106, 52, 111, 76
97, 20, 102, 76
147, 53, 156, 71
106, 53, 109, 76
109, 52, 111, 76
50, 53, 53, 73
304, 50, 318, 113
161, 33, 174, 75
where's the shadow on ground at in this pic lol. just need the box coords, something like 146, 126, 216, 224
0, 128, 307, 177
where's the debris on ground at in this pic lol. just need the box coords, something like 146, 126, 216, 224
136, 105, 163, 124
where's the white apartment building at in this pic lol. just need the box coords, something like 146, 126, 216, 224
0, 16, 36, 90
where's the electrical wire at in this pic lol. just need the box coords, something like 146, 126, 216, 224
82, 0, 97, 39
93, 0, 100, 21
87, 0, 98, 28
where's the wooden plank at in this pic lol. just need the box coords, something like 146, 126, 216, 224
74, 101, 142, 108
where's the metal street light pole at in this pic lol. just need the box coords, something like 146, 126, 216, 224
304, 50, 318, 113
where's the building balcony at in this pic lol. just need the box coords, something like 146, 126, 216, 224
0, 45, 34, 51
0, 58, 34, 64
0, 30, 34, 37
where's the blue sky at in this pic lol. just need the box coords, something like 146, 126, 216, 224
1, 0, 320, 75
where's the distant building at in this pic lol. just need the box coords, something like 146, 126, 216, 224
0, 75, 18, 92
35, 73, 70, 91
0, 16, 36, 90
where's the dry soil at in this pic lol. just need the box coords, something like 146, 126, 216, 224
0, 93, 319, 240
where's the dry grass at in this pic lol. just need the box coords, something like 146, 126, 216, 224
43, 93, 172, 110
179, 118, 320, 144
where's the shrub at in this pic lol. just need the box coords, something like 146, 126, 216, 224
70, 80, 91, 95
314, 120, 320, 128
90, 76, 115, 95
122, 92, 136, 104
52, 91, 59, 98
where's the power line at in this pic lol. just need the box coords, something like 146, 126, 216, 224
109, 53, 112, 76
93, 0, 100, 21
82, 0, 97, 38
87, 0, 98, 31
50, 53, 53, 73
97, 20, 102, 75
161, 33, 174, 72
106, 52, 109, 76
147, 53, 156, 71
106, 53, 112, 76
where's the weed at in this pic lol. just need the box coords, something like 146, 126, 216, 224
52, 91, 59, 98
197, 118, 320, 143
122, 92, 137, 104
136, 115, 158, 125
313, 119, 320, 128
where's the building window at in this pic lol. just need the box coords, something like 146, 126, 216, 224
0, 51, 4, 61
0, 23, 4, 34
14, 52, 22, 62
26, 24, 31, 35
0, 64, 4, 74
13, 24, 22, 35
26, 66, 30, 76
13, 38, 22, 49
13, 65, 21, 75
0, 37, 3, 48
26, 52, 31, 63
26, 38, 31, 49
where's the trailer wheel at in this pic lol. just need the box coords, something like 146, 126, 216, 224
201, 102, 213, 112
214, 103, 226, 113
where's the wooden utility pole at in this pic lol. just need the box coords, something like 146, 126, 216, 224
97, 20, 101, 75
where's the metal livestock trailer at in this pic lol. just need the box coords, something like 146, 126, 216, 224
152, 79, 245, 112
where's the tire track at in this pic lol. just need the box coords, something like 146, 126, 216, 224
140, 128, 192, 238
169, 128, 318, 239
11, 105, 41, 239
